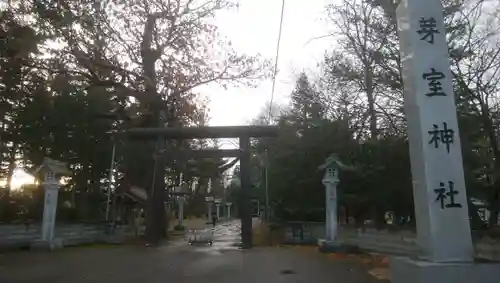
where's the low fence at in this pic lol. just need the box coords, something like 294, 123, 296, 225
283, 222, 325, 244
339, 228, 421, 256
281, 222, 500, 261
0, 223, 144, 250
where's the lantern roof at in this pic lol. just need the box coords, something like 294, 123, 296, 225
33, 157, 71, 176
318, 154, 354, 171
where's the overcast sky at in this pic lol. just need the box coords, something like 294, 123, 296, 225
205, 0, 335, 127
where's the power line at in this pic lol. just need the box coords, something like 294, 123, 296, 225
267, 0, 286, 124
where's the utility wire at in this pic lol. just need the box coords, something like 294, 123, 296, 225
264, 0, 285, 222
267, 0, 286, 124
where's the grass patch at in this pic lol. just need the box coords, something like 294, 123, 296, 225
66, 242, 120, 249
173, 225, 185, 231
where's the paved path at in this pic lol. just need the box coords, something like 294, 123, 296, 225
0, 221, 380, 283
169, 217, 212, 231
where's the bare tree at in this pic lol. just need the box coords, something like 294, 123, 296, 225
30, 0, 270, 242
450, 1, 500, 225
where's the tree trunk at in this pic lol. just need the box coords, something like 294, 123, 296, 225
488, 185, 500, 227
145, 147, 167, 243
479, 104, 500, 228
5, 143, 17, 191
0, 120, 6, 177
144, 124, 168, 244
345, 206, 350, 225
373, 205, 386, 229
140, 12, 168, 244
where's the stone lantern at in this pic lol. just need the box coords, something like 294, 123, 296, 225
318, 154, 351, 245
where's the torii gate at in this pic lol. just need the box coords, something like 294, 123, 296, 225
117, 125, 278, 249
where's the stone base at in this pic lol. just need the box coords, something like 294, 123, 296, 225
317, 239, 360, 254
390, 256, 500, 283
30, 238, 64, 251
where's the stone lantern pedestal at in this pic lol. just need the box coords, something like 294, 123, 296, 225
205, 196, 214, 221
173, 181, 188, 230
177, 196, 185, 227
226, 202, 232, 219
31, 158, 70, 250
214, 198, 222, 219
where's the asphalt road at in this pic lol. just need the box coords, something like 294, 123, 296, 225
0, 220, 379, 283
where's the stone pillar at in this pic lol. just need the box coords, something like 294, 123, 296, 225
391, 0, 500, 282
177, 196, 185, 227
396, 0, 472, 263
